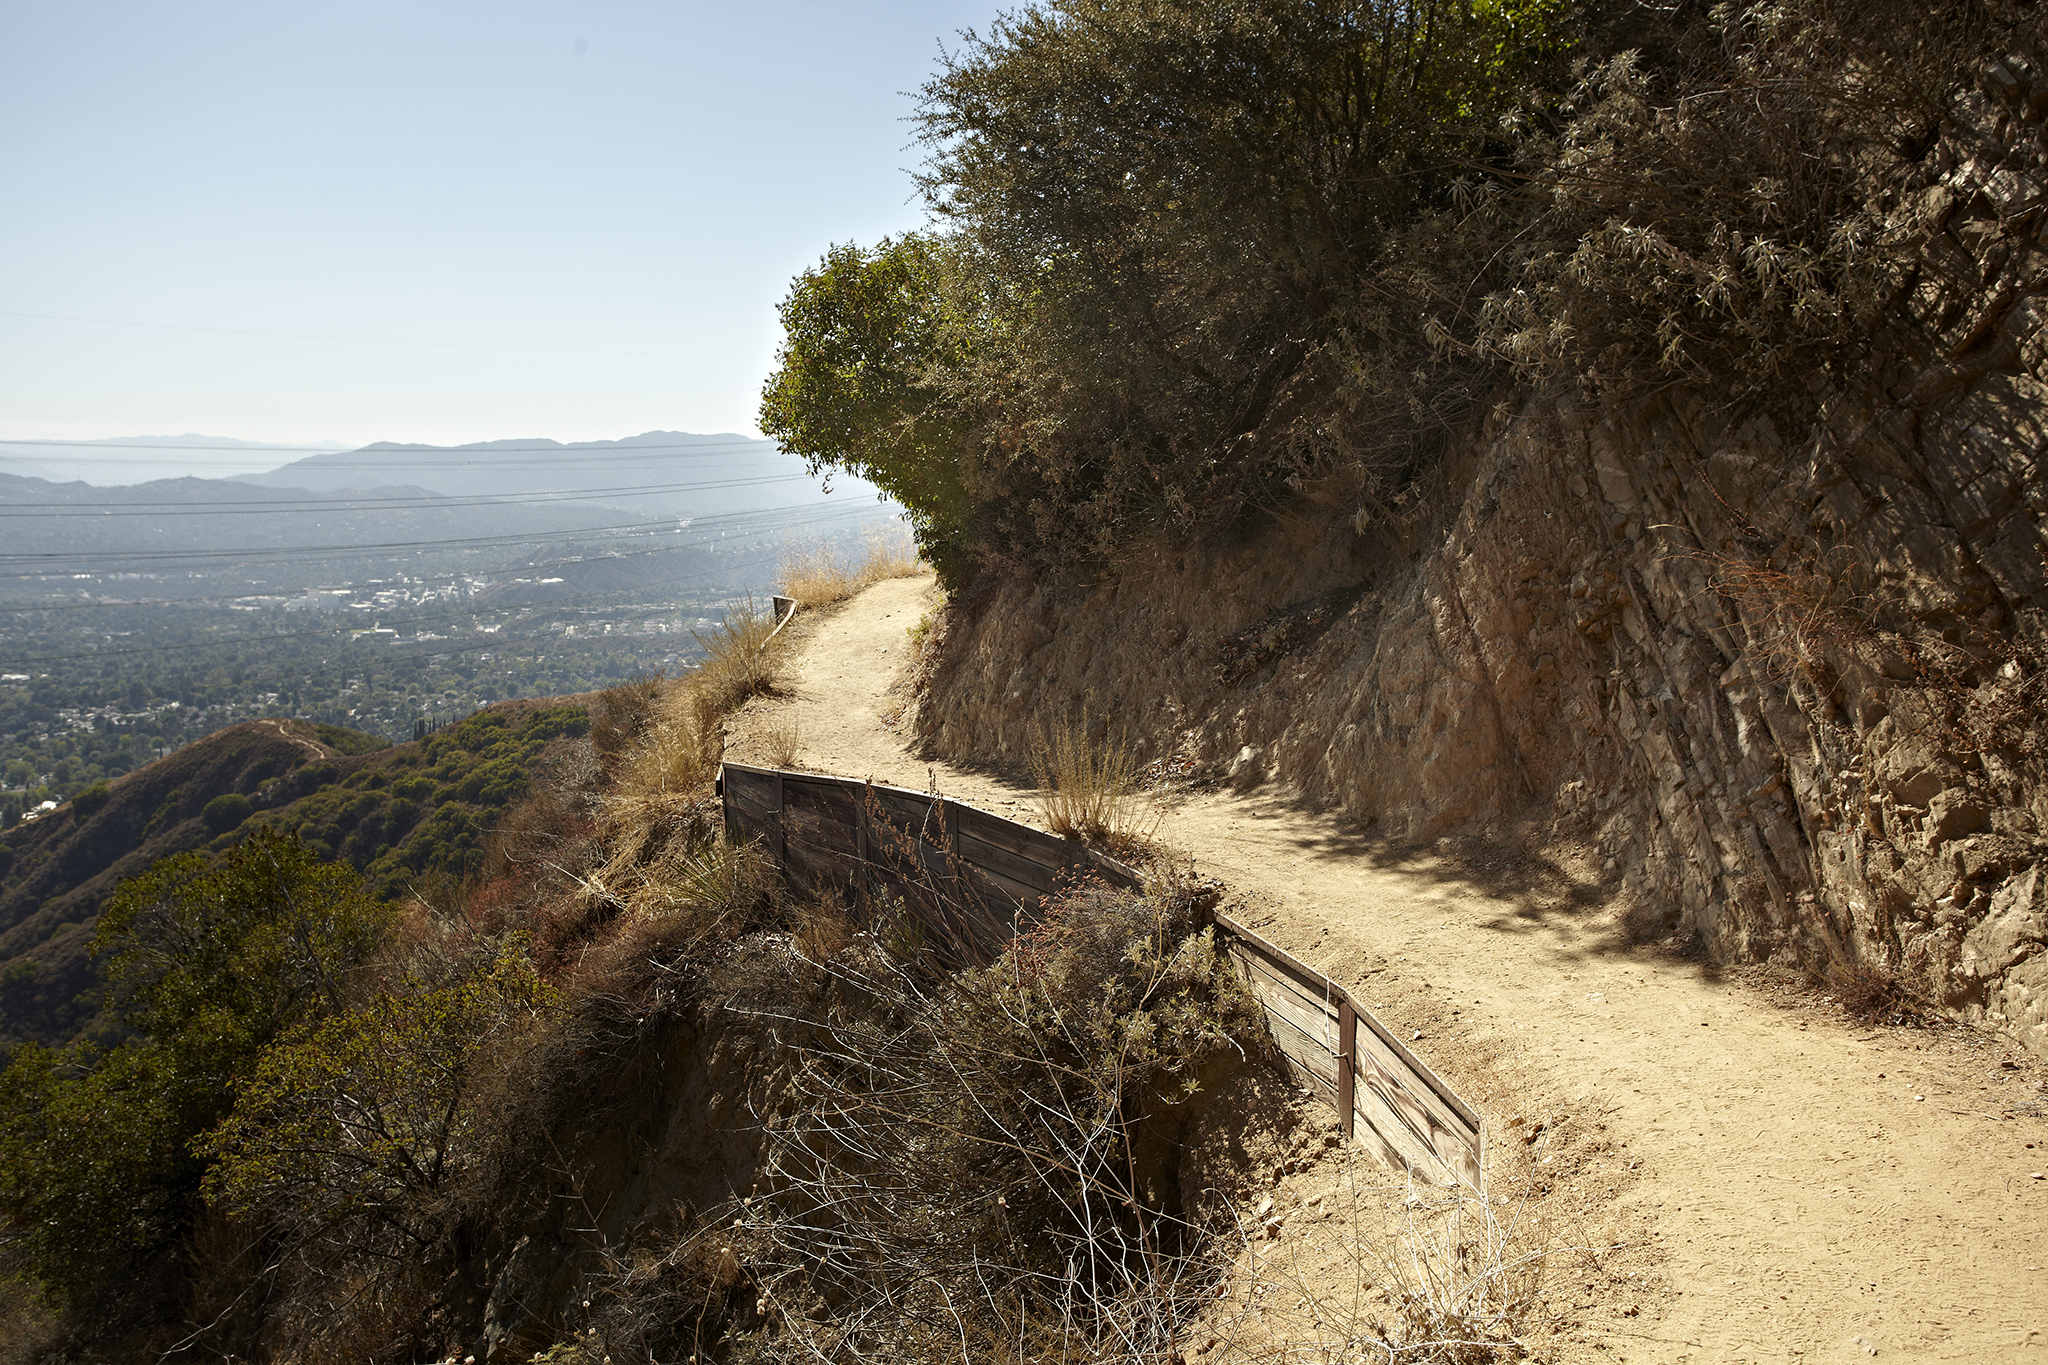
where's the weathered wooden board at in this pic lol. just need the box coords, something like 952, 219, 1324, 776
1350, 1002, 1483, 1191
953, 828, 1061, 896
962, 860, 1048, 914
1215, 912, 1482, 1191
713, 764, 1480, 1187
723, 767, 780, 812
784, 786, 859, 859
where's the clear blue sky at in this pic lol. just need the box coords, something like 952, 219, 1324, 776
0, 0, 1004, 453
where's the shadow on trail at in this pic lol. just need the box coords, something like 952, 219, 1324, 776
1201, 787, 1722, 980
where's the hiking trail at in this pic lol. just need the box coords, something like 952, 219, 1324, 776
726, 573, 2048, 1364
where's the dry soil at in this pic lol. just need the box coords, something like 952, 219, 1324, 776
724, 573, 2048, 1364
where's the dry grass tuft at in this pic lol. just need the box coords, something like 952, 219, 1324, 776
758, 714, 803, 769
1203, 1150, 1588, 1365
1030, 708, 1159, 856
1811, 952, 1932, 1029
778, 523, 921, 608
689, 596, 787, 717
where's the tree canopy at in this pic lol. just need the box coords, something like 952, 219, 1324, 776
762, 0, 1572, 571
762, 0, 2001, 576
0, 830, 389, 1309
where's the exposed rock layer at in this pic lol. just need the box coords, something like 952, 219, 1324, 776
917, 90, 2048, 1055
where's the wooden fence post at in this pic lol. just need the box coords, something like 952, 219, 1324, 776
773, 771, 787, 866
856, 781, 871, 902
1337, 996, 1357, 1141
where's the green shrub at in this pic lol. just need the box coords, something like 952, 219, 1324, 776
199, 940, 556, 1255
1477, 0, 2001, 397
0, 831, 389, 1311
311, 723, 390, 756
69, 781, 111, 819
762, 0, 1569, 568
201, 792, 252, 835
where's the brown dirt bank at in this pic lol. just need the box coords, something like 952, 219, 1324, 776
732, 575, 2048, 1363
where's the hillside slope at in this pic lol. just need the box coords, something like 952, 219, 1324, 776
734, 575, 2048, 1363
0, 701, 587, 1049
911, 82, 2048, 1065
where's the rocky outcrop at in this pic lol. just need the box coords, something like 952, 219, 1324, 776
916, 89, 2048, 1054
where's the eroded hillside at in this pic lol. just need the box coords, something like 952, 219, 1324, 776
909, 62, 2048, 1058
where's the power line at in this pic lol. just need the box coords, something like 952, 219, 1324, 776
0, 498, 896, 579
0, 434, 774, 460
0, 550, 799, 666
0, 502, 896, 610
0, 309, 771, 360
0, 503, 897, 624
0, 472, 814, 516
2, 511, 734, 567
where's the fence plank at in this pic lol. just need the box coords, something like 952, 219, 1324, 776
718, 762, 1478, 1190
1215, 911, 1481, 1191
1338, 998, 1357, 1142
962, 861, 1049, 913
954, 828, 1062, 896
725, 766, 779, 812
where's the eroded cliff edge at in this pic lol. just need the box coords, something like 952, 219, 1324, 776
915, 91, 2048, 1056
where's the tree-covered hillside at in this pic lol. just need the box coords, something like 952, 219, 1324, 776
0, 701, 588, 1051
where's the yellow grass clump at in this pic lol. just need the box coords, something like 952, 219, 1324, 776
597, 598, 790, 859
1029, 708, 1158, 856
778, 523, 921, 608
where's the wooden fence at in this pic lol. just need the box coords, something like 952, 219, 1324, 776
717, 761, 1482, 1189
1213, 911, 1483, 1191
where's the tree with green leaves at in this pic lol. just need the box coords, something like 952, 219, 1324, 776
761, 0, 1576, 571
199, 940, 556, 1257
759, 234, 976, 575
0, 829, 390, 1311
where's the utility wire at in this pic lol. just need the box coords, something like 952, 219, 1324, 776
0, 507, 891, 592
0, 502, 894, 613
0, 504, 819, 569
0, 434, 775, 463
0, 548, 805, 666
0, 309, 768, 360
0, 472, 813, 515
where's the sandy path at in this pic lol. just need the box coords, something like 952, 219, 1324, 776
733, 575, 2048, 1364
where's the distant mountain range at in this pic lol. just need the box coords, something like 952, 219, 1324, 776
0, 433, 350, 486
0, 430, 884, 519
0, 431, 897, 591
235, 430, 880, 518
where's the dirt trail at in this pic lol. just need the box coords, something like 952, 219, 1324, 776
730, 574, 2048, 1364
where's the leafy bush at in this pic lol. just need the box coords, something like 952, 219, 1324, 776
766, 0, 2039, 572
199, 939, 558, 1254
201, 791, 252, 834
763, 0, 1569, 569
311, 722, 392, 755
69, 781, 111, 819
761, 236, 975, 574
0, 830, 389, 1313
1477, 0, 2010, 395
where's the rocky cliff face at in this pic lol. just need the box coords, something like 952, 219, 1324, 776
916, 87, 2048, 1055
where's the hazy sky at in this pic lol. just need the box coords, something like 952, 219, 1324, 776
0, 0, 1004, 453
